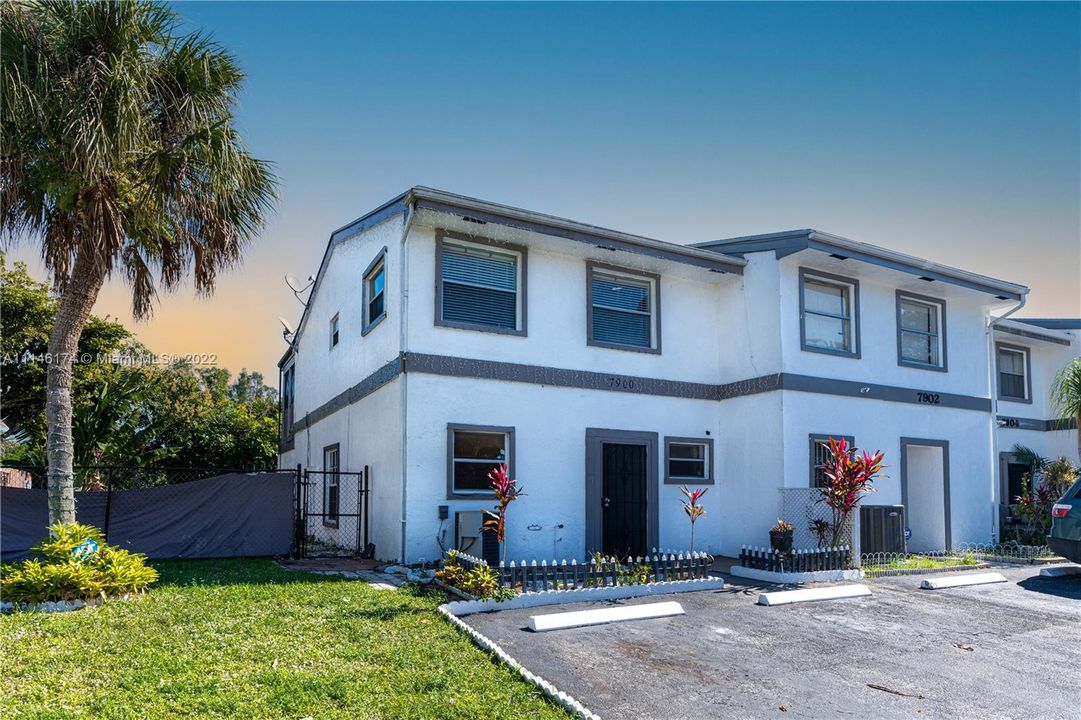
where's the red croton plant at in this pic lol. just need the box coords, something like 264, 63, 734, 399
820, 437, 887, 547
680, 486, 708, 553
482, 464, 525, 564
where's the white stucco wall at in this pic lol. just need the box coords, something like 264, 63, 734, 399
402, 373, 723, 564
781, 392, 995, 548
403, 220, 736, 384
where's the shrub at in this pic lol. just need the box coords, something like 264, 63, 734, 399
1, 523, 158, 605
435, 551, 516, 601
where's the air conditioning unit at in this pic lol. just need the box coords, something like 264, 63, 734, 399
455, 510, 501, 565
860, 505, 906, 555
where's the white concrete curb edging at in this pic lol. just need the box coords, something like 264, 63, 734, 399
729, 565, 864, 585
758, 584, 872, 606
528, 600, 684, 632
919, 572, 1008, 590
438, 605, 601, 719
1039, 564, 1081, 578
440, 577, 724, 617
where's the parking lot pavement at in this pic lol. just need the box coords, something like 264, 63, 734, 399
462, 565, 1081, 719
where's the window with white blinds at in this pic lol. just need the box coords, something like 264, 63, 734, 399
997, 345, 1029, 401
439, 239, 521, 331
589, 266, 658, 351
898, 293, 945, 369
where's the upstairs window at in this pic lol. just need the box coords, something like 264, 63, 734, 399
897, 293, 946, 370
588, 263, 660, 353
437, 232, 525, 335
447, 424, 513, 497
997, 344, 1030, 402
800, 269, 859, 357
363, 249, 387, 335
329, 313, 339, 348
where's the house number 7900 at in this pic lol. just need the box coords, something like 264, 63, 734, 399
916, 392, 940, 405
607, 376, 637, 390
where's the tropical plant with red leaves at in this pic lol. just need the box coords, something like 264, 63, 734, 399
680, 486, 708, 552
481, 464, 525, 564
819, 437, 887, 547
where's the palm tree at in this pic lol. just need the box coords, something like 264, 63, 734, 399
1050, 357, 1081, 462
1, 1, 277, 523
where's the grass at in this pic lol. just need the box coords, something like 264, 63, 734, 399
863, 554, 980, 574
0, 558, 569, 720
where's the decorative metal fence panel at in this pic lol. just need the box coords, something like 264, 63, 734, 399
861, 542, 1058, 578
739, 545, 852, 573
455, 550, 714, 593
778, 487, 854, 550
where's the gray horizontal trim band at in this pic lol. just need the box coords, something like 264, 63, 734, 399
403, 352, 727, 400
997, 415, 1079, 432
994, 324, 1072, 346
286, 354, 995, 439
415, 197, 744, 275
291, 356, 403, 432
780, 374, 992, 412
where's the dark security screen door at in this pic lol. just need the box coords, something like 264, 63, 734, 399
602, 443, 648, 557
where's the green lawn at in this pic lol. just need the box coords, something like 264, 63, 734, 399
0, 559, 568, 719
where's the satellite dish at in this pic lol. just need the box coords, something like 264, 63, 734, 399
284, 273, 315, 306
279, 316, 295, 337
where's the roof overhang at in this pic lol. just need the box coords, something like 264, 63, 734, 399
994, 318, 1075, 347
409, 186, 746, 274
694, 229, 1027, 302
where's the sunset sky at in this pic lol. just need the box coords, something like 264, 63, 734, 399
10, 1, 1081, 382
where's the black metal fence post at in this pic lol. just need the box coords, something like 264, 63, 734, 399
293, 464, 304, 559
102, 467, 114, 542
363, 464, 370, 553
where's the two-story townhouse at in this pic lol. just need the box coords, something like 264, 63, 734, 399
279, 188, 1079, 564
990, 318, 1081, 534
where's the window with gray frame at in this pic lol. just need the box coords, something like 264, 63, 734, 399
363, 250, 386, 333
800, 269, 858, 356
323, 444, 340, 527
437, 233, 524, 333
664, 437, 714, 484
447, 425, 513, 496
897, 292, 945, 370
281, 364, 295, 438
588, 263, 659, 352
997, 344, 1030, 402
329, 313, 339, 348
809, 434, 855, 488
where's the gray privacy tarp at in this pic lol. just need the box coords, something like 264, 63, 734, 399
1, 472, 294, 561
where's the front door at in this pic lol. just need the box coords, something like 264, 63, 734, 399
602, 443, 648, 557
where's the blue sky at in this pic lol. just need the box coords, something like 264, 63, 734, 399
23, 1, 1079, 377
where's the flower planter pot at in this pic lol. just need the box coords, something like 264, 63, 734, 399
769, 529, 793, 554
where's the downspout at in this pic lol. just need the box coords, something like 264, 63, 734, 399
986, 293, 1027, 542
398, 198, 416, 564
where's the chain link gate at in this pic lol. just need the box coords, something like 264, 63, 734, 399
294, 464, 372, 558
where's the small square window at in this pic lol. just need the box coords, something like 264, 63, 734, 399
363, 249, 387, 335
800, 269, 859, 357
447, 424, 513, 497
329, 314, 339, 348
809, 434, 855, 489
664, 437, 714, 484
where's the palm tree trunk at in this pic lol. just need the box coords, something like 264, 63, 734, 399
45, 251, 106, 524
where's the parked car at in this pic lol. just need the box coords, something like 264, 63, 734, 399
1048, 478, 1081, 564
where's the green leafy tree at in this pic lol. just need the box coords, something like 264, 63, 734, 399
1, 256, 131, 443
1, 1, 277, 523
1050, 357, 1081, 462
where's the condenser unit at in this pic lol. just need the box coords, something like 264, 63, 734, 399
455, 510, 500, 565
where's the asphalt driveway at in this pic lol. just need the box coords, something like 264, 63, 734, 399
462, 565, 1081, 719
